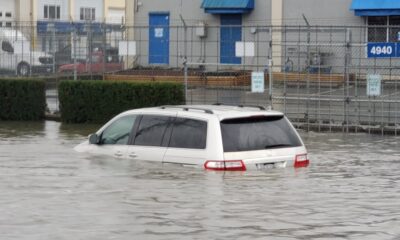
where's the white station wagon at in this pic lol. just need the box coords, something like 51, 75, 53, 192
75, 105, 309, 171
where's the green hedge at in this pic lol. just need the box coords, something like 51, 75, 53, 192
58, 80, 185, 123
0, 79, 46, 121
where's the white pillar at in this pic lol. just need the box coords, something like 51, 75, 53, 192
271, 0, 283, 72
124, 0, 135, 69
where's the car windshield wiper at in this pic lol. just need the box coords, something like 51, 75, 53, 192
264, 144, 293, 149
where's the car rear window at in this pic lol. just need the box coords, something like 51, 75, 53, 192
220, 115, 302, 152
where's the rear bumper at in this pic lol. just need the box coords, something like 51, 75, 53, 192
225, 147, 308, 170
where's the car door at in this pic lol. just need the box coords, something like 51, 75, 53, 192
90, 114, 138, 159
127, 114, 174, 162
163, 116, 208, 166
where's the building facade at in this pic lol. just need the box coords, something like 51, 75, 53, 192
0, 0, 125, 51
0, 0, 16, 28
126, 0, 400, 74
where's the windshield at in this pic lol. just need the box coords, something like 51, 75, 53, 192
220, 115, 302, 152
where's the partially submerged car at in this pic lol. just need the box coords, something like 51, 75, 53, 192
58, 50, 122, 74
75, 105, 309, 171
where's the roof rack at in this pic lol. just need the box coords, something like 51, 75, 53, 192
213, 103, 267, 110
160, 106, 214, 114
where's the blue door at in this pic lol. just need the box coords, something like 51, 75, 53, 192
220, 15, 242, 64
149, 13, 170, 64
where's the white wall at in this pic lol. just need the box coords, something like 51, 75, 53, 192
37, 0, 69, 21
0, 0, 16, 25
74, 0, 103, 21
107, 8, 125, 24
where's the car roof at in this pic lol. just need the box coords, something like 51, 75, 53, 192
120, 105, 284, 121
0, 29, 28, 41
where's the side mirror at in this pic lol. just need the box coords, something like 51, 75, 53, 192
89, 133, 100, 144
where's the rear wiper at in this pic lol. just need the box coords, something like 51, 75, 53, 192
264, 144, 293, 149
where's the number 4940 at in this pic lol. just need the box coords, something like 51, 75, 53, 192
370, 46, 393, 55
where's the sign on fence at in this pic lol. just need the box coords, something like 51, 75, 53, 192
236, 42, 255, 57
118, 41, 136, 56
367, 43, 396, 58
251, 72, 265, 93
367, 74, 382, 97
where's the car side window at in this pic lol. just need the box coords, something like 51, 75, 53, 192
100, 115, 137, 145
169, 118, 207, 149
2, 41, 14, 53
133, 115, 171, 147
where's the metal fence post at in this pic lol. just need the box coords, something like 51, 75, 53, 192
306, 25, 311, 131
268, 27, 273, 109
52, 22, 56, 74
102, 20, 107, 78
179, 16, 188, 105
344, 28, 352, 132
73, 28, 77, 81
183, 57, 188, 104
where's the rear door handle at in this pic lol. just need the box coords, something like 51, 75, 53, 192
114, 151, 124, 157
129, 153, 138, 158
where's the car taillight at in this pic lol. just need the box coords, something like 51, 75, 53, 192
294, 154, 310, 168
204, 160, 246, 171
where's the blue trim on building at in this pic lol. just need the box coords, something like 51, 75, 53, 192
201, 0, 254, 14
37, 21, 121, 34
351, 0, 400, 16
354, 9, 400, 16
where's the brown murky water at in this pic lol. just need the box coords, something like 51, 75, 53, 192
1, 121, 400, 240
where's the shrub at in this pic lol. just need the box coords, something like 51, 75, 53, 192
0, 79, 46, 121
58, 80, 185, 123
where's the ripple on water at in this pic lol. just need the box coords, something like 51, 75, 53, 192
1, 122, 400, 239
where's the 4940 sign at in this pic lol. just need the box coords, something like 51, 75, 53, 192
367, 43, 397, 58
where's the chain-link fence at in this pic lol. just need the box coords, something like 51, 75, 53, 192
1, 22, 400, 134
0, 21, 123, 78
170, 25, 399, 135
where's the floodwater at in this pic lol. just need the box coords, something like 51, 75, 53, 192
1, 121, 400, 240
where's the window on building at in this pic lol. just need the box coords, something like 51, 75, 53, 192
389, 16, 400, 42
5, 12, 11, 18
0, 22, 2, 27
44, 5, 61, 20
80, 7, 96, 21
0, 12, 2, 17
92, 8, 96, 20
368, 16, 400, 42
5, 22, 11, 28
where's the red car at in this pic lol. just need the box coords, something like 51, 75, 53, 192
58, 51, 123, 74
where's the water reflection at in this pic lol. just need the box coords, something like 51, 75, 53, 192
59, 123, 101, 139
0, 121, 400, 240
0, 121, 45, 138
